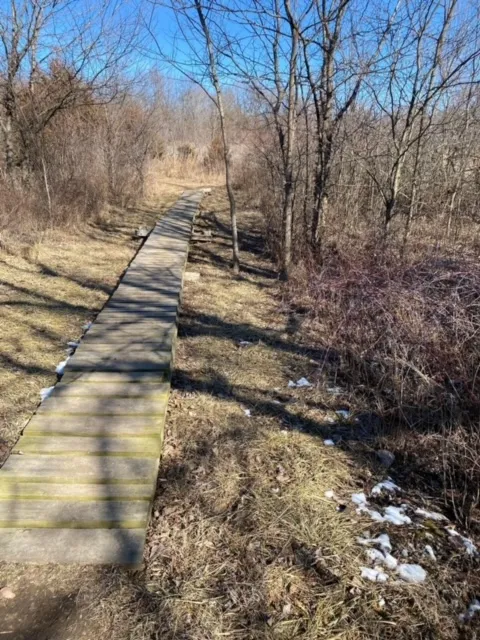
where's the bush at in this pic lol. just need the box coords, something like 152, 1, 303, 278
286, 246, 480, 529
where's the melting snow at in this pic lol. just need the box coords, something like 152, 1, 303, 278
459, 599, 480, 624
424, 545, 436, 561
295, 377, 312, 387
324, 490, 335, 499
324, 439, 335, 446
415, 508, 447, 522
335, 409, 351, 420
67, 341, 80, 348
371, 478, 401, 496
326, 386, 343, 395
361, 567, 388, 582
357, 533, 392, 553
352, 493, 368, 507
383, 505, 412, 526
40, 386, 54, 402
243, 409, 251, 417
353, 493, 410, 525
82, 321, 92, 332
55, 357, 70, 376
447, 529, 478, 555
366, 548, 398, 570
396, 564, 427, 583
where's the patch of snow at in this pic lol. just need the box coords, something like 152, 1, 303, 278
244, 409, 251, 417
365, 548, 397, 570
363, 508, 386, 522
335, 409, 351, 420
324, 490, 335, 499
67, 341, 80, 348
383, 553, 398, 570
55, 357, 70, 376
40, 386, 55, 402
324, 439, 335, 446
447, 529, 478, 555
272, 400, 282, 405
82, 321, 92, 332
326, 385, 343, 395
361, 567, 389, 582
424, 545, 436, 561
371, 478, 401, 496
352, 492, 368, 507
378, 597, 386, 609
459, 600, 480, 624
401, 549, 409, 558
353, 492, 411, 525
296, 377, 312, 387
366, 548, 385, 564
357, 533, 392, 553
353, 493, 387, 522
239, 340, 252, 346
383, 505, 412, 526
288, 380, 296, 388
415, 508, 447, 522
396, 564, 427, 583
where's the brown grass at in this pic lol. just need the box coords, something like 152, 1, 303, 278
0, 184, 478, 639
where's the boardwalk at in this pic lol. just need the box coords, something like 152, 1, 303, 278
0, 191, 203, 565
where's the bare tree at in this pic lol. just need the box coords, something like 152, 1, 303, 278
146, 0, 241, 272
0, 0, 140, 178
363, 0, 480, 236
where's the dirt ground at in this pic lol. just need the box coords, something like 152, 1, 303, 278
0, 186, 478, 639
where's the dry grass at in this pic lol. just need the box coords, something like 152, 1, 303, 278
0, 184, 478, 639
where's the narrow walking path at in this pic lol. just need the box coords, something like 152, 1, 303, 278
0, 191, 203, 565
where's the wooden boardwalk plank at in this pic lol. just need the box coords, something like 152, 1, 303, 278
52, 381, 170, 397
82, 323, 176, 341
1, 455, 159, 484
36, 395, 168, 415
64, 348, 173, 373
0, 482, 154, 501
57, 371, 169, 385
17, 435, 162, 456
0, 499, 150, 528
27, 415, 166, 437
0, 529, 146, 564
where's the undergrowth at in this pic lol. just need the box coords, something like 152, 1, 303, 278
286, 246, 480, 531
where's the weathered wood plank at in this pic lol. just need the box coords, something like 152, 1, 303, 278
27, 414, 165, 437
17, 435, 161, 456
36, 395, 168, 415
1, 456, 159, 484
0, 482, 154, 501
93, 308, 179, 323
64, 348, 173, 373
0, 529, 146, 564
52, 380, 170, 397
57, 371, 169, 385
0, 499, 150, 528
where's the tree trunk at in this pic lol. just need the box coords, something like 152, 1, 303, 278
194, 0, 240, 273
280, 0, 298, 280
